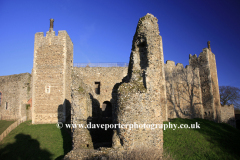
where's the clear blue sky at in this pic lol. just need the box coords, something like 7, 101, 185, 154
0, 0, 239, 88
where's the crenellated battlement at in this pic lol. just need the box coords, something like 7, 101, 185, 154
34, 30, 73, 50
189, 53, 197, 59
165, 60, 190, 72
176, 63, 184, 69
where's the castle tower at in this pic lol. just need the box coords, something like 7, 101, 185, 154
32, 19, 73, 124
189, 42, 221, 122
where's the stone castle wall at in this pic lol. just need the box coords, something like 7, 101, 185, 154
0, 73, 31, 120
221, 104, 235, 127
71, 73, 94, 149
32, 30, 73, 124
73, 67, 128, 110
165, 61, 203, 119
70, 67, 128, 150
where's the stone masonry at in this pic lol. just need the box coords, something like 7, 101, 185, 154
70, 67, 127, 150
71, 74, 94, 149
113, 13, 165, 156
189, 43, 221, 122
32, 21, 73, 124
221, 104, 235, 127
0, 73, 31, 120
165, 61, 203, 119
0, 13, 236, 159
73, 67, 128, 110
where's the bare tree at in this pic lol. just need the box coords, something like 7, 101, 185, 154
220, 86, 240, 108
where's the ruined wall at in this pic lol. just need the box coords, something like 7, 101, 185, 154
71, 72, 93, 149
69, 67, 127, 150
0, 73, 31, 120
73, 67, 128, 110
114, 13, 165, 156
32, 29, 73, 124
165, 61, 203, 119
221, 104, 235, 127
189, 47, 221, 122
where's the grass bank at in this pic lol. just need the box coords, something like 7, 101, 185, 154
164, 118, 240, 160
0, 120, 15, 135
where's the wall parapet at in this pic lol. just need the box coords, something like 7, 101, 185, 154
165, 60, 184, 70
74, 63, 128, 67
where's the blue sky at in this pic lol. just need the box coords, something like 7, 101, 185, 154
0, 0, 239, 88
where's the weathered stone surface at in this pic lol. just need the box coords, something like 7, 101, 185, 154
189, 48, 221, 122
221, 104, 235, 127
165, 61, 203, 119
113, 13, 165, 157
0, 73, 31, 120
70, 67, 128, 150
73, 67, 128, 110
71, 73, 94, 149
32, 29, 73, 124
0, 14, 235, 159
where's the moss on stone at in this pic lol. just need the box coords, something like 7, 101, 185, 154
78, 86, 85, 94
27, 75, 31, 93
117, 71, 146, 109
118, 70, 146, 95
26, 104, 30, 110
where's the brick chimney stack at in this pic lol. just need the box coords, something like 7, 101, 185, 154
49, 18, 54, 32
207, 41, 211, 51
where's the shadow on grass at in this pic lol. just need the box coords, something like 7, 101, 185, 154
169, 118, 240, 159
55, 124, 72, 160
0, 133, 53, 160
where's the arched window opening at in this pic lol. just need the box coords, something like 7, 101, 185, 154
95, 82, 100, 95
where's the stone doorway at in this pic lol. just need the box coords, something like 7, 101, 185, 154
89, 101, 113, 149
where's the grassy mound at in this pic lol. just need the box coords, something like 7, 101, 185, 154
0, 120, 15, 135
0, 121, 71, 160
164, 118, 240, 160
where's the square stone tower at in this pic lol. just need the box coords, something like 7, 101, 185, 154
32, 19, 73, 124
189, 42, 221, 122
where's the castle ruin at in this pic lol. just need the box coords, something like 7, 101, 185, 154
0, 13, 236, 159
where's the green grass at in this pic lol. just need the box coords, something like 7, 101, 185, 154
163, 118, 240, 160
0, 121, 71, 160
1, 119, 240, 160
0, 120, 15, 135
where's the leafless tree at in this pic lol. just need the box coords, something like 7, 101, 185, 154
220, 86, 240, 108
